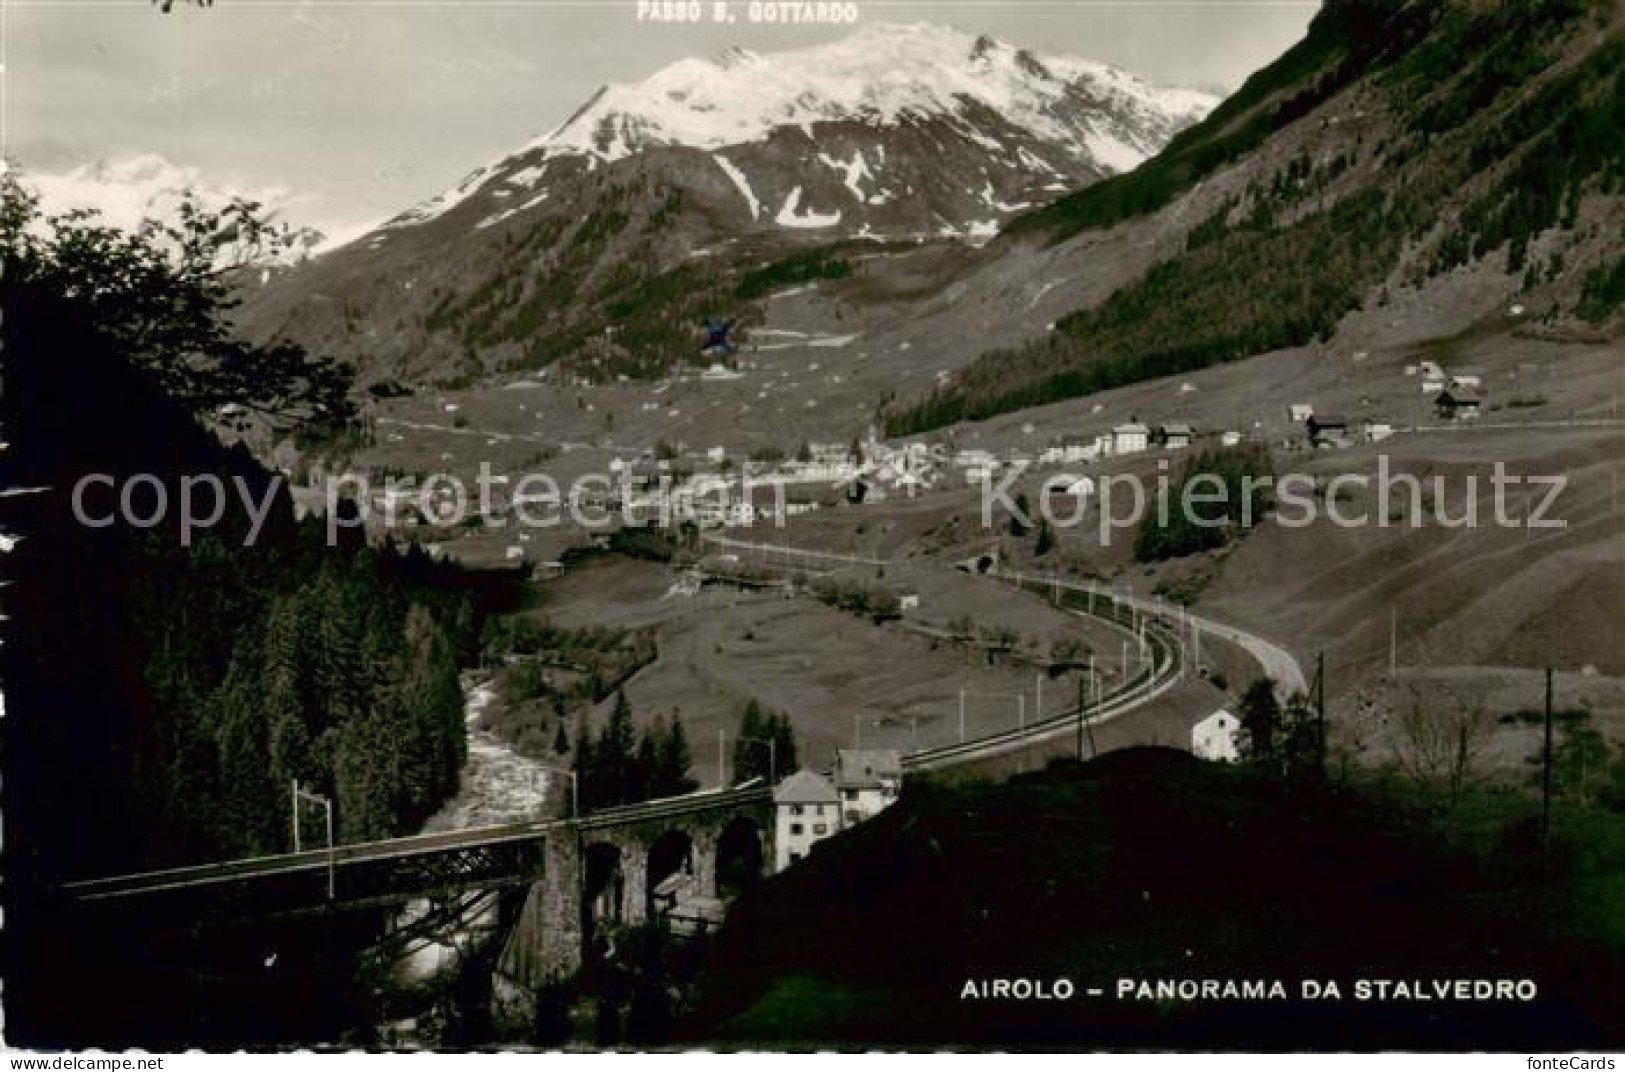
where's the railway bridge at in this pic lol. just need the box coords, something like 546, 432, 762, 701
61, 784, 774, 983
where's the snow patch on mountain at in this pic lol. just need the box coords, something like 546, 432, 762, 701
712, 153, 761, 220
505, 164, 548, 188
775, 187, 842, 229
818, 150, 875, 202
385, 164, 492, 229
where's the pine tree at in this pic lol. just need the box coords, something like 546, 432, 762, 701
573, 711, 596, 809
769, 712, 799, 779
732, 700, 766, 784
1239, 677, 1281, 764
633, 717, 661, 804
657, 716, 697, 796
596, 691, 638, 806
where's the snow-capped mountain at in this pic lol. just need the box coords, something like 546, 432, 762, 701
530, 24, 1209, 168
13, 154, 336, 263
242, 24, 1214, 384
382, 23, 1214, 241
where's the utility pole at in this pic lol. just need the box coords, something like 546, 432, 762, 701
718, 729, 726, 790
1076, 674, 1086, 762
1035, 674, 1043, 721
959, 686, 967, 743
1018, 692, 1026, 730
1121, 640, 1129, 683
292, 780, 334, 899
323, 796, 335, 901
1541, 667, 1554, 865
854, 711, 861, 748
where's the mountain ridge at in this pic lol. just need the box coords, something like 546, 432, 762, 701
885, 0, 1624, 434
240, 24, 1214, 387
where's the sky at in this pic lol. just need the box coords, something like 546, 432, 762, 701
1, 0, 1316, 242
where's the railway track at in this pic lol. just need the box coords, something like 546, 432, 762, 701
903, 573, 1184, 771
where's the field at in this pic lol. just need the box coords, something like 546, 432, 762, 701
487, 554, 1164, 786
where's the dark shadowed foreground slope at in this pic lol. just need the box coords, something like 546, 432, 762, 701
684, 748, 1625, 1049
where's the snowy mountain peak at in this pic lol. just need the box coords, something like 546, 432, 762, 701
527, 23, 1215, 164
375, 23, 1216, 242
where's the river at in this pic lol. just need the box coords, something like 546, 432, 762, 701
422, 673, 558, 832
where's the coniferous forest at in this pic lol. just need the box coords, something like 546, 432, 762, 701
0, 177, 479, 881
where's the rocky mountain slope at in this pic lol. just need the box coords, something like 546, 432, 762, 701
884, 0, 1624, 433
238, 24, 1212, 386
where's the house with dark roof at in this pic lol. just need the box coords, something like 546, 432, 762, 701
835, 748, 903, 825
1435, 388, 1483, 421
1158, 422, 1195, 450
1306, 414, 1353, 448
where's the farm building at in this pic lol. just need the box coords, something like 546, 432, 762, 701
1362, 417, 1396, 443
1307, 415, 1353, 448
835, 749, 903, 825
1111, 421, 1151, 455
1435, 388, 1483, 421
1158, 422, 1195, 449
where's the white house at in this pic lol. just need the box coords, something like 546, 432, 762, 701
1287, 403, 1315, 423
1449, 369, 1483, 390
1362, 417, 1396, 443
1160, 422, 1195, 450
1039, 435, 1100, 466
835, 749, 903, 825
1111, 421, 1150, 456
1192, 709, 1241, 762
773, 771, 842, 872
807, 442, 852, 467
952, 448, 999, 470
